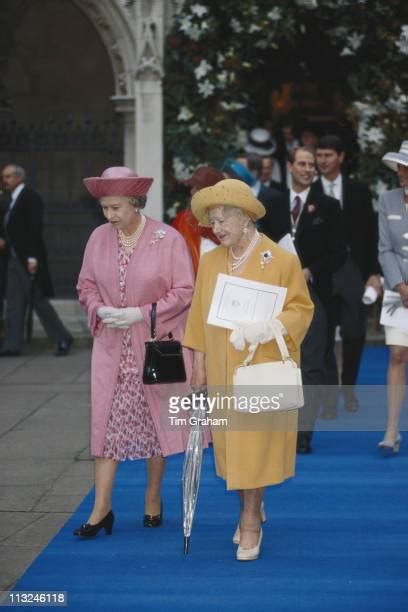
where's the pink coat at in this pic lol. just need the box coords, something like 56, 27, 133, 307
77, 217, 201, 457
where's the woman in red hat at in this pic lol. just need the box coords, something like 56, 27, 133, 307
75, 166, 206, 537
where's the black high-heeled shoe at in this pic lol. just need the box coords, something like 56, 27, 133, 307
143, 502, 163, 528
73, 510, 114, 538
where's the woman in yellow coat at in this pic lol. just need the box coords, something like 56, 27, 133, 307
183, 179, 313, 561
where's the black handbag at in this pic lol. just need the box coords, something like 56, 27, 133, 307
142, 303, 187, 385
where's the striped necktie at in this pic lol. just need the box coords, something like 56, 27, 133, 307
292, 195, 301, 223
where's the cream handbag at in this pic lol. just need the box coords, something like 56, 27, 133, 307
233, 327, 303, 412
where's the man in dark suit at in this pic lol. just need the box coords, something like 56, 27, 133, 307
244, 127, 283, 188
259, 146, 347, 453
0, 196, 6, 338
0, 164, 73, 356
246, 154, 283, 210
314, 135, 381, 416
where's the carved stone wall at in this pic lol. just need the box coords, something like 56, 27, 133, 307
2, 0, 176, 224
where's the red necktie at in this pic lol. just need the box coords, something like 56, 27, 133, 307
292, 195, 301, 223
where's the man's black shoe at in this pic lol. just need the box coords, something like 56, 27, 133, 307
296, 436, 312, 455
320, 408, 338, 420
55, 338, 73, 357
0, 349, 21, 357
344, 395, 359, 413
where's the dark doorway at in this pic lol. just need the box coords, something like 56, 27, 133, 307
0, 0, 123, 296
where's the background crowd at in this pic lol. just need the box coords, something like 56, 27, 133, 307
0, 124, 405, 455
172, 124, 389, 453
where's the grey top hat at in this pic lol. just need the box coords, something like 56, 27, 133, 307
244, 128, 277, 156
382, 141, 408, 172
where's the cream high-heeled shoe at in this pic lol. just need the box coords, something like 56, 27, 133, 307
232, 501, 266, 545
236, 528, 263, 561
378, 433, 402, 455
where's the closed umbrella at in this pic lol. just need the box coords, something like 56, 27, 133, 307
182, 392, 207, 554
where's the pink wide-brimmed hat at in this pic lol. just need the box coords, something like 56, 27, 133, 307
83, 166, 154, 198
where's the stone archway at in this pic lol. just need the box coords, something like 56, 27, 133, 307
0, 0, 179, 300
73, 0, 180, 220
1, 0, 176, 225
0, 0, 124, 296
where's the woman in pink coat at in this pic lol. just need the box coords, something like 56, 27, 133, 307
75, 166, 196, 537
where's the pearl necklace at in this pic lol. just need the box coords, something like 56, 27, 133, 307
229, 230, 260, 272
118, 214, 146, 250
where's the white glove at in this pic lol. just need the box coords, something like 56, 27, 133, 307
97, 306, 117, 320
230, 319, 287, 350
229, 327, 246, 351
103, 307, 144, 329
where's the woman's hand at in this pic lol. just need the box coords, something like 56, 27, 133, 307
97, 306, 116, 320
191, 351, 207, 392
396, 283, 408, 308
365, 274, 382, 295
230, 319, 287, 349
102, 307, 144, 328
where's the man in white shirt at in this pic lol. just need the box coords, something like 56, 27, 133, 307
244, 127, 282, 187
0, 199, 6, 338
315, 135, 381, 415
0, 164, 73, 356
246, 154, 282, 208
259, 146, 347, 453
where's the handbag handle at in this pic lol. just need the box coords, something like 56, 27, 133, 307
150, 302, 157, 340
242, 321, 290, 367
149, 303, 174, 342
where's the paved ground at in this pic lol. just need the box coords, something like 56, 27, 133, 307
0, 345, 93, 592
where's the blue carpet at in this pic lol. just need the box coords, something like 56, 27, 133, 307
6, 347, 408, 611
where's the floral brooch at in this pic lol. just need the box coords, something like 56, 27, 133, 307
307, 204, 316, 213
260, 250, 273, 269
149, 229, 166, 245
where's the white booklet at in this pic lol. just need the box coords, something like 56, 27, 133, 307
207, 273, 287, 330
380, 289, 408, 332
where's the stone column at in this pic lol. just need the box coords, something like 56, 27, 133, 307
112, 96, 136, 170
134, 79, 163, 220
133, 1, 165, 220
87, 0, 173, 220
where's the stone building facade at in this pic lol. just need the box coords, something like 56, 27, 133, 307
0, 0, 182, 297
70, 0, 181, 219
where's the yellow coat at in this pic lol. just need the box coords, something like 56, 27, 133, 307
183, 234, 314, 490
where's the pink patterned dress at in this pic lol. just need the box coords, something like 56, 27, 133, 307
102, 239, 162, 461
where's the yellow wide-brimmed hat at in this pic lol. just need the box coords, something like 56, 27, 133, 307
191, 178, 266, 227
